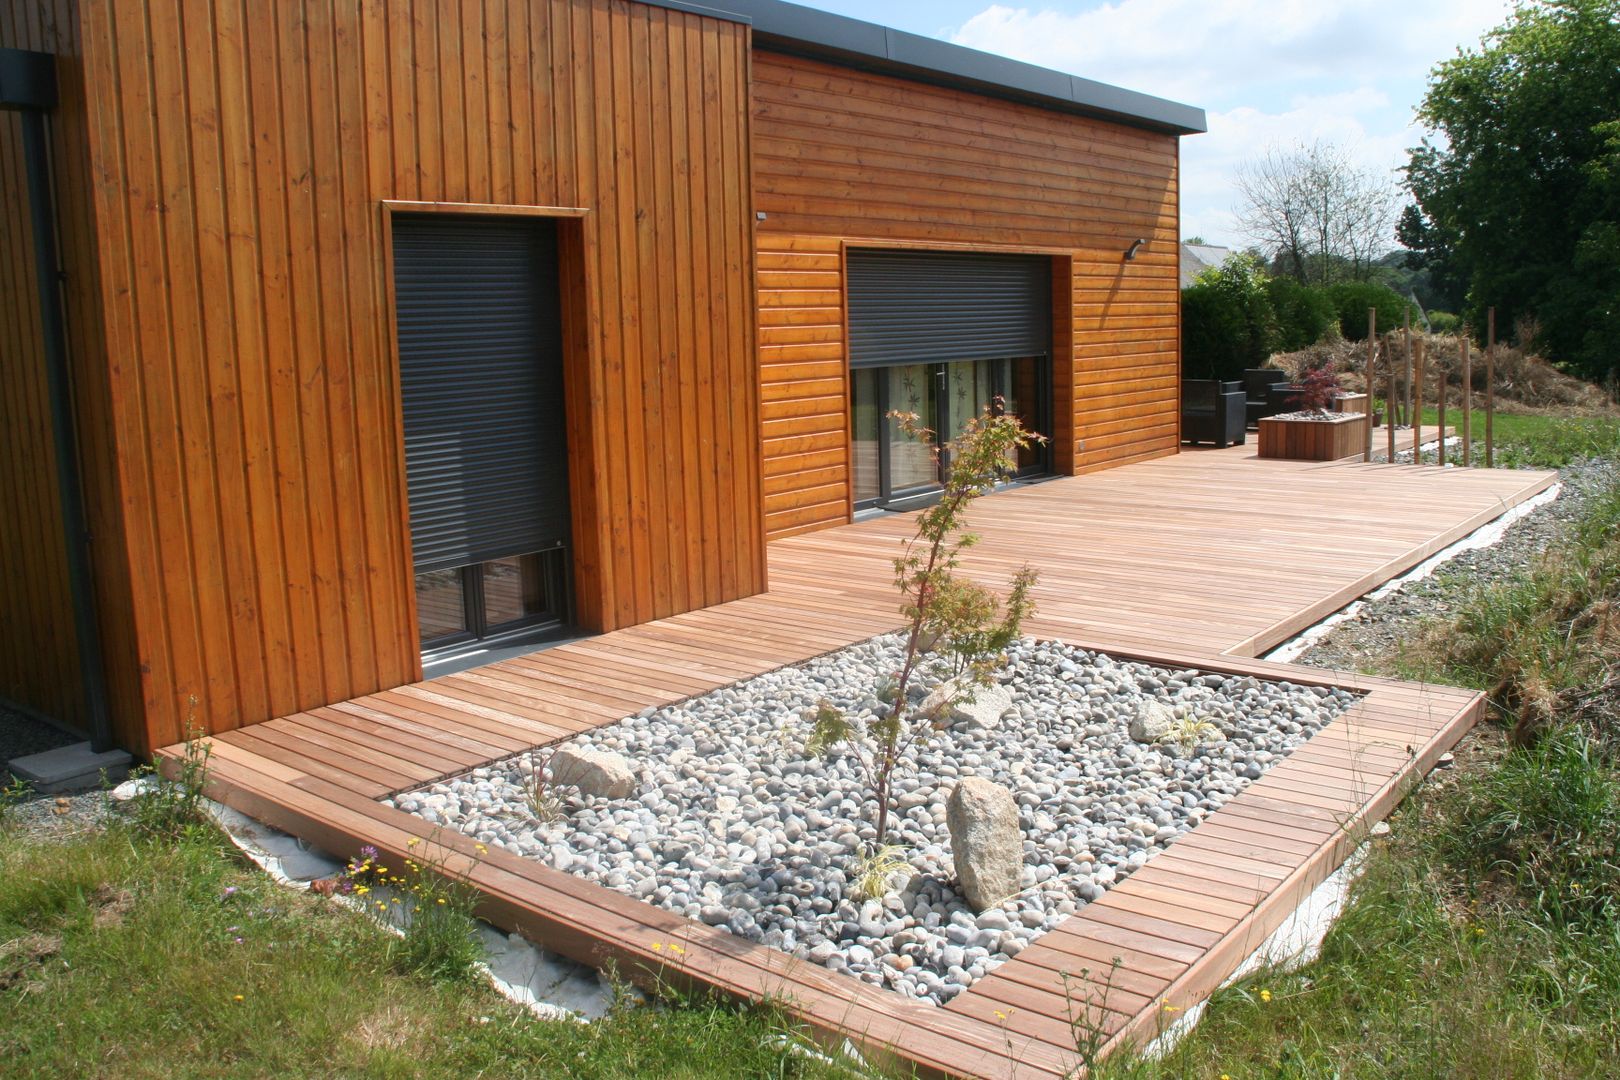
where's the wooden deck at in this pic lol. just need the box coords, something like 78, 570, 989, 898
163, 450, 1554, 1077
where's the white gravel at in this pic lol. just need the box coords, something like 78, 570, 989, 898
390, 635, 1357, 1004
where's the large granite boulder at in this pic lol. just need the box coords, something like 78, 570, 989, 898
946, 778, 1022, 912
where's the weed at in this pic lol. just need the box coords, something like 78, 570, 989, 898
850, 844, 911, 901
343, 839, 486, 985
1061, 960, 1124, 1075
0, 777, 32, 830
1157, 716, 1220, 753
519, 748, 566, 824
125, 713, 212, 839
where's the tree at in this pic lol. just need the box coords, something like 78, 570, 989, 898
1180, 254, 1279, 379
1406, 0, 1620, 381
1394, 204, 1468, 312
807, 405, 1040, 854
1236, 140, 1399, 285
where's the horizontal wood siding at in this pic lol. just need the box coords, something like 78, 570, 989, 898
757, 233, 849, 538
73, 0, 761, 752
752, 51, 1182, 537
0, 0, 145, 749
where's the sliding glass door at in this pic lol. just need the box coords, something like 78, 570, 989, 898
851, 356, 1051, 511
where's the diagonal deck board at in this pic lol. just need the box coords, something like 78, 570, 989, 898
162, 450, 1553, 1077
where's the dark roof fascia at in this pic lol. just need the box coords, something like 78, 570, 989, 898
716, 0, 1206, 136
635, 0, 753, 23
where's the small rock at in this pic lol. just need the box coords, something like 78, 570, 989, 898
1129, 700, 1175, 743
916, 678, 959, 721
549, 748, 637, 799
950, 684, 1014, 730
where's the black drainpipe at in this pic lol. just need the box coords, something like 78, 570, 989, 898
3, 47, 114, 752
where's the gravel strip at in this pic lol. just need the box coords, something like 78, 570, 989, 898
393, 636, 1355, 1004
1298, 457, 1618, 674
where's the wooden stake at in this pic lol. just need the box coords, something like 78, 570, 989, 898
1388, 333, 1397, 462
1414, 334, 1425, 455
1486, 307, 1496, 468
1437, 338, 1447, 466
1403, 310, 1413, 428
1365, 308, 1376, 462
1461, 334, 1472, 466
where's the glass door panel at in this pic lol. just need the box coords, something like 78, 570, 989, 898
415, 568, 470, 645
850, 367, 881, 506
1005, 356, 1051, 475
415, 548, 570, 656
885, 363, 939, 496
483, 553, 553, 629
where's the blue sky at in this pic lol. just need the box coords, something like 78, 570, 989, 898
786, 1, 1518, 248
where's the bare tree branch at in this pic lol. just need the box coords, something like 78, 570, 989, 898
1236, 140, 1398, 284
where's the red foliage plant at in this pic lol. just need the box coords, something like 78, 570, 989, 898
1290, 365, 1342, 413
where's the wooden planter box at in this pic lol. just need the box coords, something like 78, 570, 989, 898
1257, 412, 1368, 460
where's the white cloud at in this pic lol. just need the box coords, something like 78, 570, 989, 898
948, 0, 1514, 246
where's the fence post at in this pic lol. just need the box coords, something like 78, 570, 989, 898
1414, 334, 1425, 458
1486, 307, 1496, 468
1402, 312, 1412, 428
1461, 334, 1472, 467
1437, 338, 1447, 467
1365, 308, 1376, 462
1388, 332, 1398, 462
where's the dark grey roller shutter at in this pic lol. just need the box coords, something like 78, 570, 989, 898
847, 249, 1051, 368
393, 215, 571, 575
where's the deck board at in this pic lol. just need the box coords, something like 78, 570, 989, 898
161, 449, 1551, 1077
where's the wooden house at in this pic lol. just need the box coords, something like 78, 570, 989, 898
0, 0, 1203, 756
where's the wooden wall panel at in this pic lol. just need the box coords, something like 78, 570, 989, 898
752, 51, 1182, 537
0, 0, 144, 749
69, 0, 761, 752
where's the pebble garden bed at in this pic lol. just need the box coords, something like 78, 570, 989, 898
390, 636, 1358, 1004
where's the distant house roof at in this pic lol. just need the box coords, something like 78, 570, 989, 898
665, 0, 1207, 136
1179, 243, 1232, 288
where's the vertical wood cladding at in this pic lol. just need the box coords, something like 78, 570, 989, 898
62, 0, 760, 752
752, 51, 1181, 539
0, 0, 144, 749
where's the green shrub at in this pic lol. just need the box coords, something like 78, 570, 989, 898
1180, 255, 1279, 380
1265, 276, 1339, 351
1326, 281, 1418, 341
1426, 309, 1460, 334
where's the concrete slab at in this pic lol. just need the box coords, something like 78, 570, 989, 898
7, 741, 132, 793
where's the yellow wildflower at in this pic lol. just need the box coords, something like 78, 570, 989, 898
1259, 989, 1272, 1003
407, 837, 420, 847
233, 994, 245, 1003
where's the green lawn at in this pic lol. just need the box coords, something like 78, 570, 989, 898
0, 819, 875, 1079
1379, 405, 1620, 468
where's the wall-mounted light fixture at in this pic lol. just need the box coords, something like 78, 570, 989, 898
1123, 237, 1147, 262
